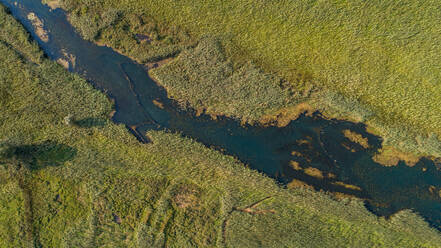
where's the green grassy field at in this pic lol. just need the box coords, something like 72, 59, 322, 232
52, 0, 441, 159
1, 5, 441, 247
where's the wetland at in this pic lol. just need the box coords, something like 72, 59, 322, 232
2, 0, 441, 231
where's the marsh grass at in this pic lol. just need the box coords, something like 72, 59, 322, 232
151, 37, 301, 123
59, 0, 195, 64
1, 4, 441, 247
53, 0, 441, 159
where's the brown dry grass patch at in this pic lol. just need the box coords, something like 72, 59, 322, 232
343, 129, 369, 149
373, 146, 420, 167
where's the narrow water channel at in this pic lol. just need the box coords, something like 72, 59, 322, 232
2, 0, 441, 229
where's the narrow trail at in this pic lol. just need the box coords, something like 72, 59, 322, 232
221, 196, 274, 246
15, 164, 39, 247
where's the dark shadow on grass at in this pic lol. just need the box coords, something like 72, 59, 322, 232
2, 141, 77, 170
74, 117, 107, 128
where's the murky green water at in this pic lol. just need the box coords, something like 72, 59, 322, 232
2, 0, 440, 229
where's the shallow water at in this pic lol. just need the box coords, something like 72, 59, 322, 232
2, 0, 441, 229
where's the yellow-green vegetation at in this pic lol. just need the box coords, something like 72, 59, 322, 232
373, 146, 421, 167
51, 0, 441, 159
1, 5, 441, 247
27, 12, 49, 42
150, 37, 301, 123
343, 130, 370, 149
56, 0, 195, 64
332, 182, 362, 192
303, 167, 325, 179
0, 169, 27, 247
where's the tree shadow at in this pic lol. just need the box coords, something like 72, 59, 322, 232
74, 117, 107, 128
1, 140, 77, 170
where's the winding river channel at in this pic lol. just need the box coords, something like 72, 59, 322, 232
3, 0, 441, 229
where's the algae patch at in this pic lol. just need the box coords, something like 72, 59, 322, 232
56, 58, 69, 69
343, 129, 369, 149
27, 13, 48, 42
373, 146, 420, 167
42, 0, 61, 10
56, 49, 76, 69
289, 161, 302, 170
332, 181, 362, 191
152, 99, 164, 109
303, 167, 324, 179
287, 179, 313, 190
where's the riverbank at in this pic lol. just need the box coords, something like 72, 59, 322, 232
1, 4, 440, 246
50, 0, 441, 163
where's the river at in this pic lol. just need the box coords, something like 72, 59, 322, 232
2, 0, 440, 229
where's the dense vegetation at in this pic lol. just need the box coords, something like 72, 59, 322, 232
150, 37, 303, 123
1, 5, 441, 247
50, 0, 441, 159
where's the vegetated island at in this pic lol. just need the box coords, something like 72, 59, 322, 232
0, 1, 440, 247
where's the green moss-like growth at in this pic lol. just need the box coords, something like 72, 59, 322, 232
0, 167, 27, 247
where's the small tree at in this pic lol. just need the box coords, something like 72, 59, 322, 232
64, 114, 74, 126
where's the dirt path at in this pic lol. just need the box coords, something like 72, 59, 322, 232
221, 196, 275, 246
